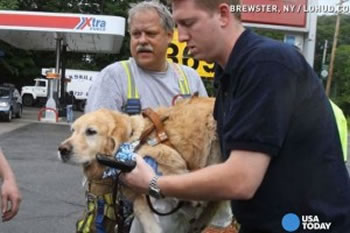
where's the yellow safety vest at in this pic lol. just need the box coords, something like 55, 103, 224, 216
330, 100, 348, 161
120, 60, 191, 115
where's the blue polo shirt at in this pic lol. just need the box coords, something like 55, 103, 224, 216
214, 29, 350, 233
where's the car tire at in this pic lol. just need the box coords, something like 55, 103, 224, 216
16, 106, 22, 118
77, 100, 86, 112
23, 94, 34, 106
6, 110, 12, 122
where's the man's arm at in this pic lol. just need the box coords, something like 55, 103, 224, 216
0, 148, 21, 222
122, 150, 271, 200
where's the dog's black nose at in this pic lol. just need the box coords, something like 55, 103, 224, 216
58, 144, 72, 162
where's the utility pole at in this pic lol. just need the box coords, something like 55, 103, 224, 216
320, 40, 329, 80
322, 40, 328, 65
325, 0, 347, 96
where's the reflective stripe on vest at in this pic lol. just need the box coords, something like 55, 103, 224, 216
330, 100, 348, 161
120, 60, 192, 114
121, 61, 139, 99
172, 63, 191, 96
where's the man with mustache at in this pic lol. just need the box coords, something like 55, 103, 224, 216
121, 0, 350, 233
85, 2, 233, 233
85, 1, 207, 114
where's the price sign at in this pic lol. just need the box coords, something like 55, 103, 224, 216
167, 29, 215, 79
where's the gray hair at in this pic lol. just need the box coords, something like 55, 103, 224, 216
128, 1, 175, 33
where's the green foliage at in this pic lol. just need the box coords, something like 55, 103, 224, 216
347, 115, 350, 130
316, 15, 350, 116
330, 45, 350, 115
0, 0, 143, 88
202, 78, 216, 97
18, 0, 81, 13
0, 40, 39, 87
251, 28, 285, 41
0, 0, 18, 9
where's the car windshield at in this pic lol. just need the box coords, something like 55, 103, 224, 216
0, 88, 10, 98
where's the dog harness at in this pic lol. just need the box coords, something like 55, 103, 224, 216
102, 141, 184, 217
76, 181, 118, 233
120, 60, 192, 115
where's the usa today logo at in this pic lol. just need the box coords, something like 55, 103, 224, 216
281, 213, 332, 232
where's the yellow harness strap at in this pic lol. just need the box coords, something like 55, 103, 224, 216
120, 60, 191, 97
76, 193, 116, 233
76, 201, 95, 233
103, 193, 116, 221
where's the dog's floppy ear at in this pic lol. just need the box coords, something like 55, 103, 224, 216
107, 112, 144, 153
102, 136, 117, 155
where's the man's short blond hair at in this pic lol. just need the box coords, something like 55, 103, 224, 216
170, 0, 241, 19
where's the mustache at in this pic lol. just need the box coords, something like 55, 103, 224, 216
136, 45, 153, 53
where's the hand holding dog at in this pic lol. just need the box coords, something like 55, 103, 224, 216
121, 154, 155, 194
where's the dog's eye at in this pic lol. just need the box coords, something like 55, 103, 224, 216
86, 128, 97, 136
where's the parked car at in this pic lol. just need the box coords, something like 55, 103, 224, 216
0, 83, 22, 121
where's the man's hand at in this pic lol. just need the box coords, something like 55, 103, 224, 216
1, 178, 21, 222
121, 154, 155, 194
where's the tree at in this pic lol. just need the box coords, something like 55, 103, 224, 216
0, 0, 142, 88
0, 0, 18, 9
332, 45, 350, 115
315, 15, 350, 115
0, 0, 39, 87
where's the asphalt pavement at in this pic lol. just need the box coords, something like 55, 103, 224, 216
0, 107, 349, 233
0, 107, 85, 233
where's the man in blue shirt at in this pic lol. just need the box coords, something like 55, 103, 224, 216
121, 0, 350, 232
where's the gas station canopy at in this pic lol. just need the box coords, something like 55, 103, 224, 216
0, 10, 125, 53
0, 10, 126, 122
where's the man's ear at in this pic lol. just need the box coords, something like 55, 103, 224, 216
167, 31, 174, 44
217, 3, 232, 27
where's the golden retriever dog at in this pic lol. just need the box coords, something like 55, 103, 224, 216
58, 97, 232, 233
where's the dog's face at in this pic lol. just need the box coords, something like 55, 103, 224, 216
58, 109, 132, 167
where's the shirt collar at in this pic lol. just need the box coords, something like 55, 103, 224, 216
214, 28, 252, 84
